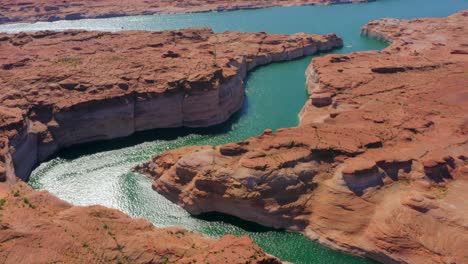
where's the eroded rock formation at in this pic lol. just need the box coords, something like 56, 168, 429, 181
0, 181, 281, 264
1, 133, 281, 263
0, 28, 342, 263
0, 0, 373, 24
0, 28, 342, 180
137, 11, 468, 264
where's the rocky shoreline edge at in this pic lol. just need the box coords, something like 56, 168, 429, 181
0, 0, 374, 25
0, 29, 342, 263
0, 28, 342, 181
136, 11, 468, 264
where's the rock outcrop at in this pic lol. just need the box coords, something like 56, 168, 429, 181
0, 28, 342, 263
137, 11, 468, 264
0, 181, 281, 264
0, 129, 282, 264
0, 28, 343, 180
0, 0, 373, 25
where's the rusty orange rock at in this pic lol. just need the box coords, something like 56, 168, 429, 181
0, 28, 342, 180
0, 28, 343, 264
138, 11, 468, 264
0, 181, 281, 264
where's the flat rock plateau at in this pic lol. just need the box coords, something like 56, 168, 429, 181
0, 29, 342, 263
0, 0, 372, 24
137, 11, 468, 264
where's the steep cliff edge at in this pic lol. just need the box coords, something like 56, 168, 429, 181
137, 11, 468, 264
0, 123, 282, 264
0, 28, 342, 180
0, 29, 342, 263
0, 0, 373, 25
0, 137, 281, 264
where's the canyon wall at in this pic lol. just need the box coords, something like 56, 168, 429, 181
137, 11, 468, 264
0, 28, 344, 264
0, 28, 342, 180
0, 182, 281, 263
1, 136, 281, 264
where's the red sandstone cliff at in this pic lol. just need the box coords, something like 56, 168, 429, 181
0, 182, 281, 264
0, 28, 342, 180
0, 29, 343, 263
0, 128, 281, 263
137, 11, 468, 264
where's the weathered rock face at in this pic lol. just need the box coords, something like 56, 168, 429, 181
0, 181, 281, 264
137, 11, 468, 264
0, 28, 343, 180
0, 28, 341, 264
0, 0, 374, 24
2, 135, 277, 264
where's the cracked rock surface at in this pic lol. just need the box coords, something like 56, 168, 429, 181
137, 11, 468, 264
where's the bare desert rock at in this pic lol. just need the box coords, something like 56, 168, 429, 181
0, 28, 342, 180
0, 181, 281, 264
0, 28, 342, 263
138, 11, 468, 264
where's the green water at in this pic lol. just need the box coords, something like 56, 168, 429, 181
3, 0, 464, 263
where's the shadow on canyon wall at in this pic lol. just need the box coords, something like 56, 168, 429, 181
195, 212, 282, 233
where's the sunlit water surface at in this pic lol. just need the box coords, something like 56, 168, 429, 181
2, 0, 466, 263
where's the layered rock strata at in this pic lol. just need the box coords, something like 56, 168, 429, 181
0, 119, 281, 263
0, 29, 341, 263
0, 28, 343, 180
0, 0, 373, 25
137, 11, 468, 264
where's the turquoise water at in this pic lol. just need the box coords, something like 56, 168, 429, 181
4, 0, 464, 263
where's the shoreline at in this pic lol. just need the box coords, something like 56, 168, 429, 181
137, 11, 468, 264
0, 0, 374, 25
0, 27, 344, 264
1, 4, 466, 263
0, 29, 342, 181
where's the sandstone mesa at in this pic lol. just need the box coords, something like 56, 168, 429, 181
0, 0, 373, 24
0, 28, 342, 263
137, 11, 468, 264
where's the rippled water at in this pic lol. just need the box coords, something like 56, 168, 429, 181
3, 0, 466, 263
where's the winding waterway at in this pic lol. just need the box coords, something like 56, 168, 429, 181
2, 0, 467, 263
